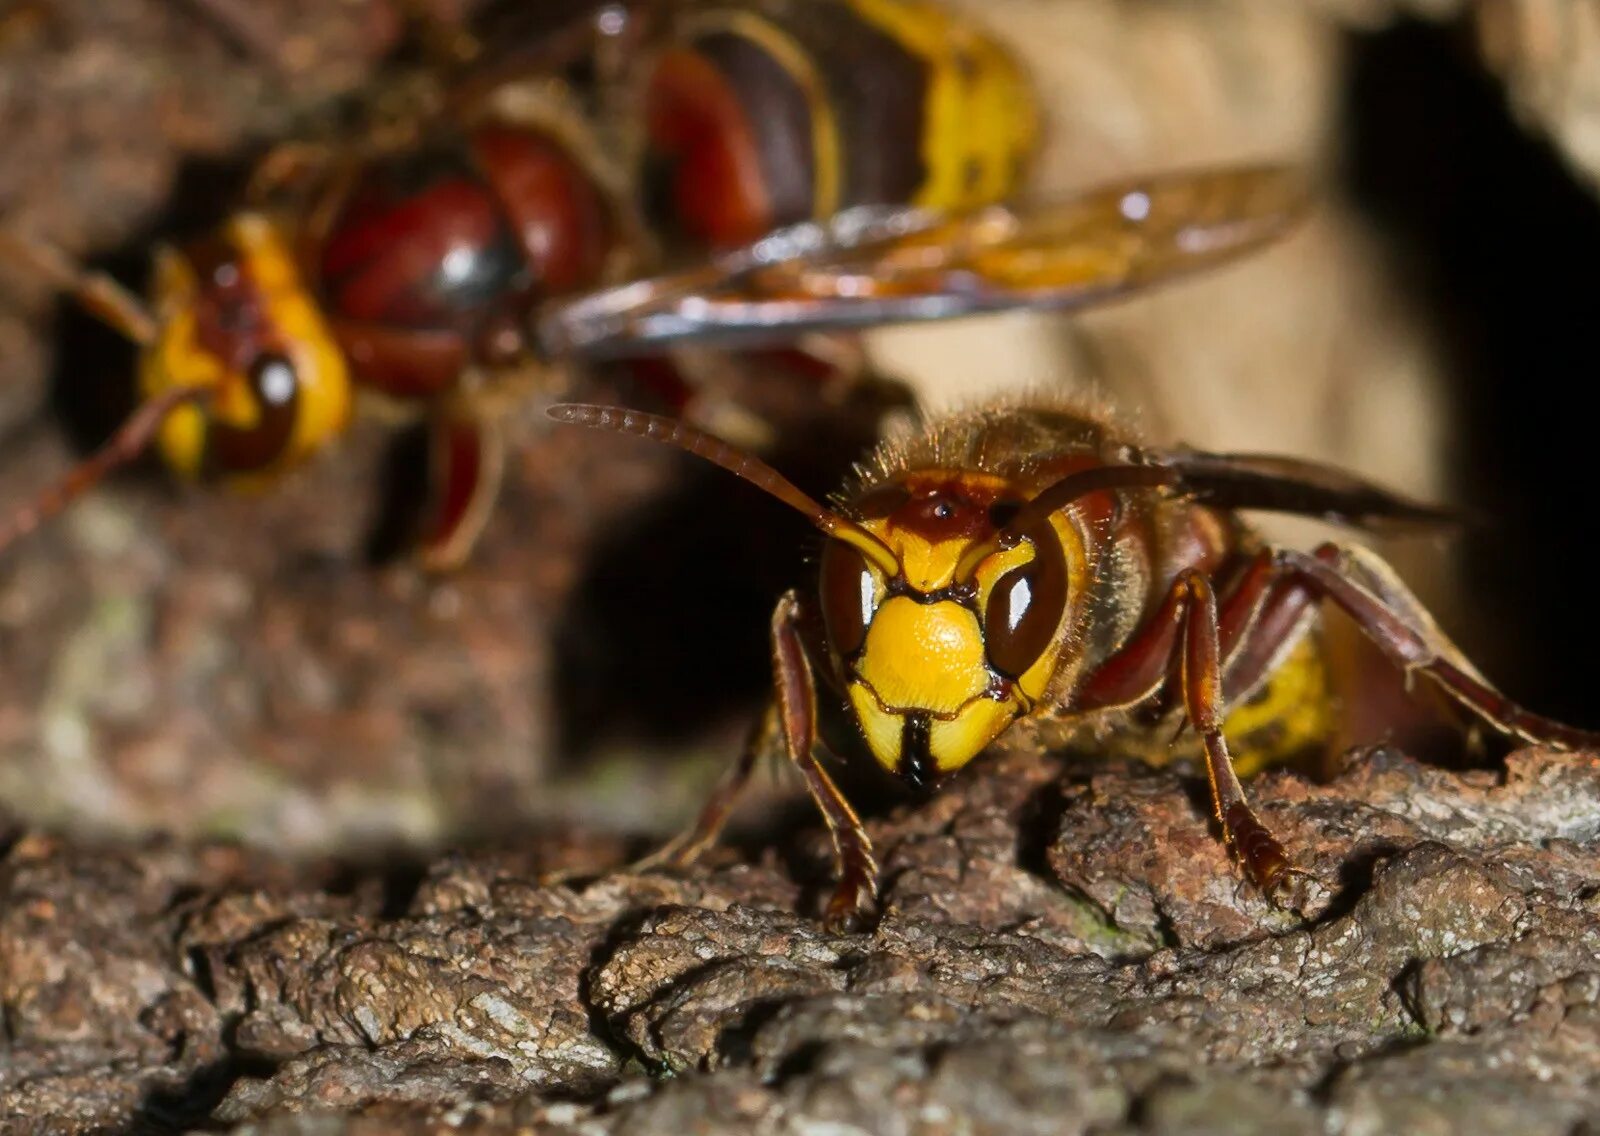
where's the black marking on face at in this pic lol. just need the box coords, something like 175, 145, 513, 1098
899, 713, 935, 790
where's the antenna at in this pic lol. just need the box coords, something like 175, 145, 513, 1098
0, 386, 211, 557
0, 227, 158, 346
547, 403, 900, 576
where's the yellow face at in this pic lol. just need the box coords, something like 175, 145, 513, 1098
818, 476, 1075, 786
140, 214, 351, 488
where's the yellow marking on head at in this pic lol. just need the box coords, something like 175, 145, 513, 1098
840, 489, 1088, 777
140, 215, 351, 486
849, 681, 905, 771
854, 471, 1013, 590
227, 215, 352, 478
855, 595, 988, 714
868, 525, 956, 591
848, 670, 1023, 776
929, 698, 1016, 771
847, 0, 1038, 211
142, 248, 218, 478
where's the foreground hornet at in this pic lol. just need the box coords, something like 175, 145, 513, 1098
551, 398, 1600, 923
0, 0, 1040, 568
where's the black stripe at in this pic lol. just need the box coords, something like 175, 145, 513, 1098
692, 29, 817, 226
778, 0, 930, 209
899, 713, 935, 790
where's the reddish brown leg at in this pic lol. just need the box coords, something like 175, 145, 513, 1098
1076, 565, 1302, 896
1173, 570, 1301, 896
1217, 551, 1322, 705
1075, 580, 1187, 711
627, 593, 877, 929
628, 704, 772, 872
245, 142, 338, 208
0, 228, 157, 346
768, 591, 878, 929
417, 398, 505, 572
1276, 546, 1600, 750
1078, 550, 1290, 713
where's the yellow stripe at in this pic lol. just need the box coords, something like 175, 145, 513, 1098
844, 0, 1037, 211
141, 247, 212, 478
224, 214, 352, 486
1222, 634, 1334, 777
958, 24, 1038, 206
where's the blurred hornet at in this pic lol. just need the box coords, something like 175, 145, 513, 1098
553, 402, 1600, 922
0, 0, 1051, 568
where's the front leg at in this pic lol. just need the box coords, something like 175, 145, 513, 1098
626, 592, 877, 929
770, 591, 879, 930
629, 704, 773, 873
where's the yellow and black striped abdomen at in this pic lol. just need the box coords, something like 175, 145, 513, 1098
844, 0, 1037, 211
644, 0, 1038, 247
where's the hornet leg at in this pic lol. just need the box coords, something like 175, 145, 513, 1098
1171, 569, 1305, 898
770, 590, 878, 929
630, 592, 878, 930
1276, 544, 1600, 750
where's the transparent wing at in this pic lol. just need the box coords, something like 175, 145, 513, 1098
539, 164, 1310, 360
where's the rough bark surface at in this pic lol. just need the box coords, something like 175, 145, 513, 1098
5, 746, 1600, 1134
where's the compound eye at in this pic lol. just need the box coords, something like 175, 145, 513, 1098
206, 352, 302, 475
983, 524, 1067, 678
250, 352, 299, 408
819, 540, 876, 658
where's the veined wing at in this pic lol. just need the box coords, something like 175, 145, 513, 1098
539, 164, 1310, 359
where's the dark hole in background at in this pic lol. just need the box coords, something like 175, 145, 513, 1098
1341, 18, 1600, 728
550, 412, 887, 761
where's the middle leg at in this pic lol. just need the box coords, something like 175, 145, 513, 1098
1172, 570, 1302, 896
624, 591, 878, 929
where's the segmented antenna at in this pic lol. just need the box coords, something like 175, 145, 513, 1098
546, 403, 900, 576
0, 386, 209, 557
0, 226, 200, 557
0, 227, 159, 346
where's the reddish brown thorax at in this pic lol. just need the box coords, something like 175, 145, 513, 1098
854, 457, 1131, 550
313, 125, 618, 398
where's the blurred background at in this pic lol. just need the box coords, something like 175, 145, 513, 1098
1, 0, 1597, 853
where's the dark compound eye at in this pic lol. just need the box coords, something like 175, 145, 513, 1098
983, 522, 1067, 678
206, 352, 302, 475
819, 540, 875, 658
